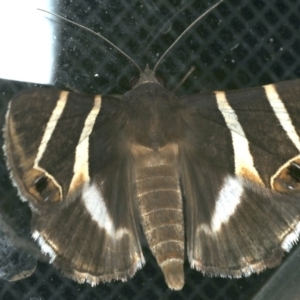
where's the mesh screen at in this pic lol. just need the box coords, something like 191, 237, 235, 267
0, 0, 300, 299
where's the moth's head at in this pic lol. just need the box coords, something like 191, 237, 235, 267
131, 65, 165, 89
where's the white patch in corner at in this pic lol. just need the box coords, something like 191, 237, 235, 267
82, 183, 129, 239
281, 222, 300, 252
211, 176, 243, 232
32, 230, 57, 263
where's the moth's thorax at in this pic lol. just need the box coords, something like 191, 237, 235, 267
123, 82, 180, 149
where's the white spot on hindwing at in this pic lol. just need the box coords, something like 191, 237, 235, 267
32, 230, 56, 263
211, 176, 243, 232
82, 183, 129, 239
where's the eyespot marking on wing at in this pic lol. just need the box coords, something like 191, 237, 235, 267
271, 155, 300, 192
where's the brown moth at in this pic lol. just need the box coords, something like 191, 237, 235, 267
4, 0, 300, 291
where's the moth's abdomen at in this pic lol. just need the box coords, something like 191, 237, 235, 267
132, 144, 184, 290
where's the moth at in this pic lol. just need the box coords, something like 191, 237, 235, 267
3, 0, 300, 291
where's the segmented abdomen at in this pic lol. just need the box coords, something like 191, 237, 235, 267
133, 144, 184, 290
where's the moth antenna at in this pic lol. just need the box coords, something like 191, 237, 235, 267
37, 9, 143, 73
153, 0, 223, 73
142, 1, 194, 55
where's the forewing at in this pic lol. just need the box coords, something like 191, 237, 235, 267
179, 79, 300, 277
4, 89, 144, 284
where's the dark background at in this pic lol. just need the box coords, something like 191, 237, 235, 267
0, 0, 300, 299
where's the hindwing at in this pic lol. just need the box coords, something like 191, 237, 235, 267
4, 88, 145, 284
180, 79, 300, 277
